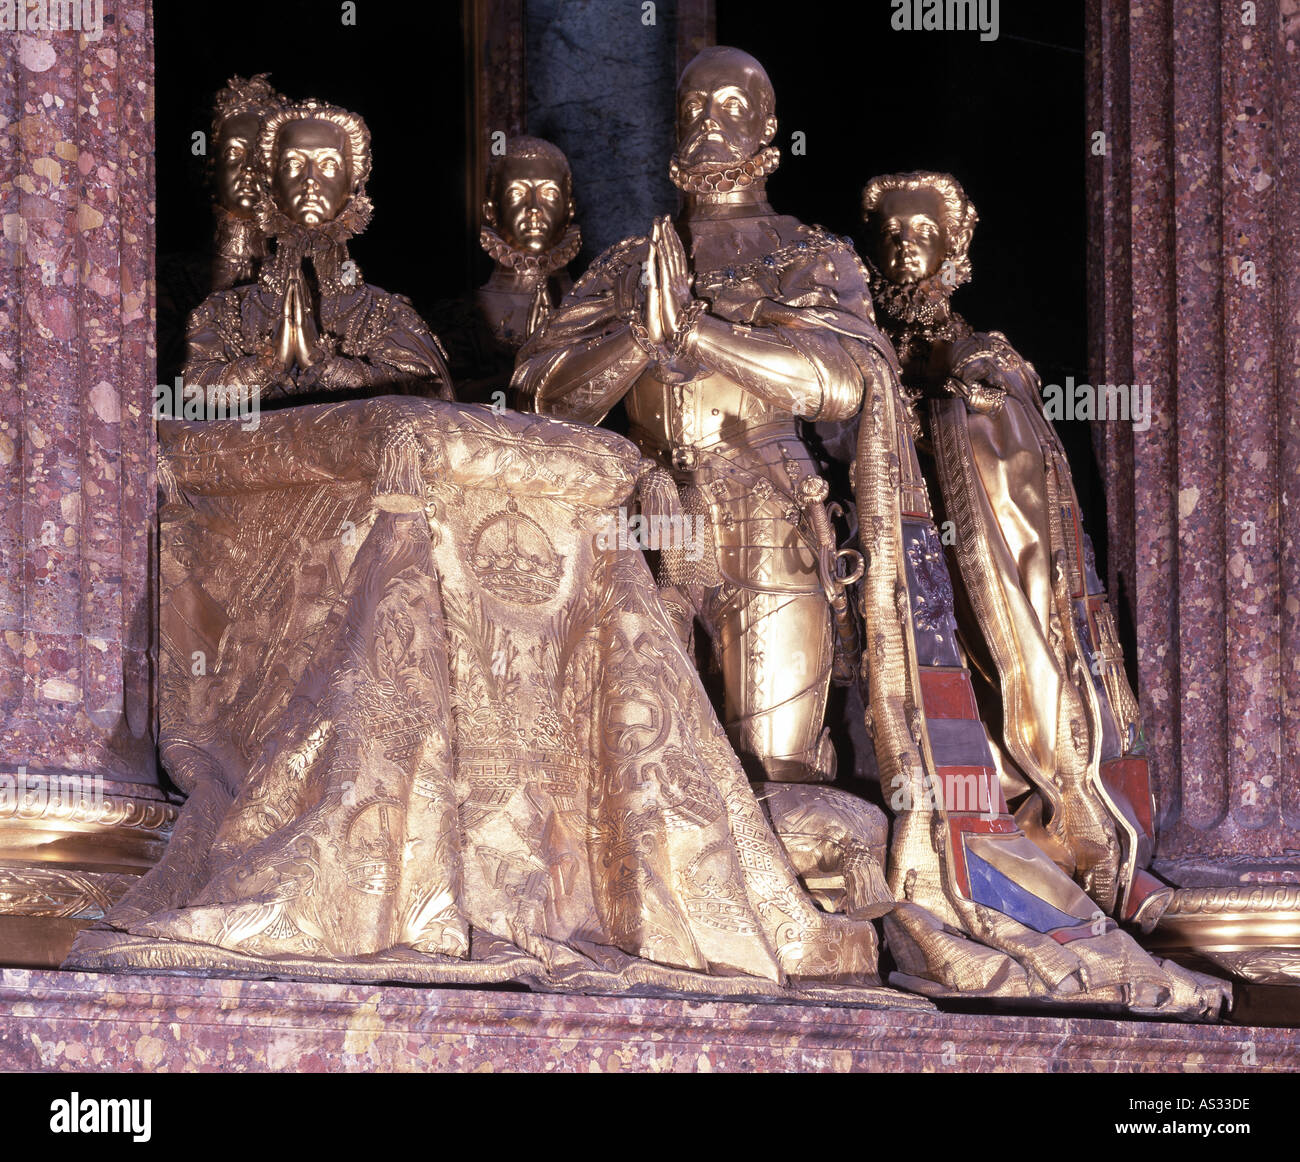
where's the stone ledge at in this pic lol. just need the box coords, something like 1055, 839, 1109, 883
1, 968, 1296, 1072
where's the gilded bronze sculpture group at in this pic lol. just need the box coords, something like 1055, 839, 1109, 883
64, 49, 1231, 1019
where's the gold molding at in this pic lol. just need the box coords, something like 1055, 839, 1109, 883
0, 788, 177, 835
1153, 886, 1300, 985
0, 773, 176, 966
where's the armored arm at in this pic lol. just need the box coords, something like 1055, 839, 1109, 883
514, 325, 649, 424
684, 314, 864, 422
512, 237, 659, 423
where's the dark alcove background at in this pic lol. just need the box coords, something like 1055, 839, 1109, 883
154, 0, 468, 384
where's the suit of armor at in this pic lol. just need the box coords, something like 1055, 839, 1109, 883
515, 215, 889, 782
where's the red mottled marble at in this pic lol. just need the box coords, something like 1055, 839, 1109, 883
1088, 1, 1300, 880
1221, 3, 1281, 826
1085, 0, 1135, 621
116, 4, 156, 745
0, 19, 20, 702
1278, 2, 1300, 829
0, 1, 157, 785
1132, 0, 1187, 841
0, 969, 1293, 1073
1172, 1, 1228, 833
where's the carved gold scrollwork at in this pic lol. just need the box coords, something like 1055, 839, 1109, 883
1154, 885, 1300, 985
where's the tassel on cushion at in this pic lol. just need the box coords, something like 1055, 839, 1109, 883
373, 424, 426, 512
636, 462, 684, 587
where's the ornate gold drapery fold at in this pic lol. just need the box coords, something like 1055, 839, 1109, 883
67, 398, 905, 1004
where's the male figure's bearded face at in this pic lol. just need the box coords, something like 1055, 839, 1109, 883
490, 155, 571, 254
871, 188, 949, 286
273, 119, 352, 226
216, 111, 262, 218
675, 51, 776, 168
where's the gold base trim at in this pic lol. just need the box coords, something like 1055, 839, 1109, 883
0, 770, 178, 872
0, 771, 176, 967
1153, 886, 1300, 985
0, 863, 139, 920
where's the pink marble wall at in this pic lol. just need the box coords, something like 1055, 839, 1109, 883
1, 968, 1293, 1072
1282, 1, 1300, 840
1087, 0, 1300, 883
0, 1, 157, 785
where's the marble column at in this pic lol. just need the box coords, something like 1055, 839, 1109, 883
0, 1, 174, 967
525, 0, 683, 265
470, 0, 526, 254
1087, 0, 1300, 982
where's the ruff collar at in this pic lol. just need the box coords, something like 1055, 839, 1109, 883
669, 145, 781, 194
865, 256, 956, 330
479, 222, 582, 280
256, 194, 373, 295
